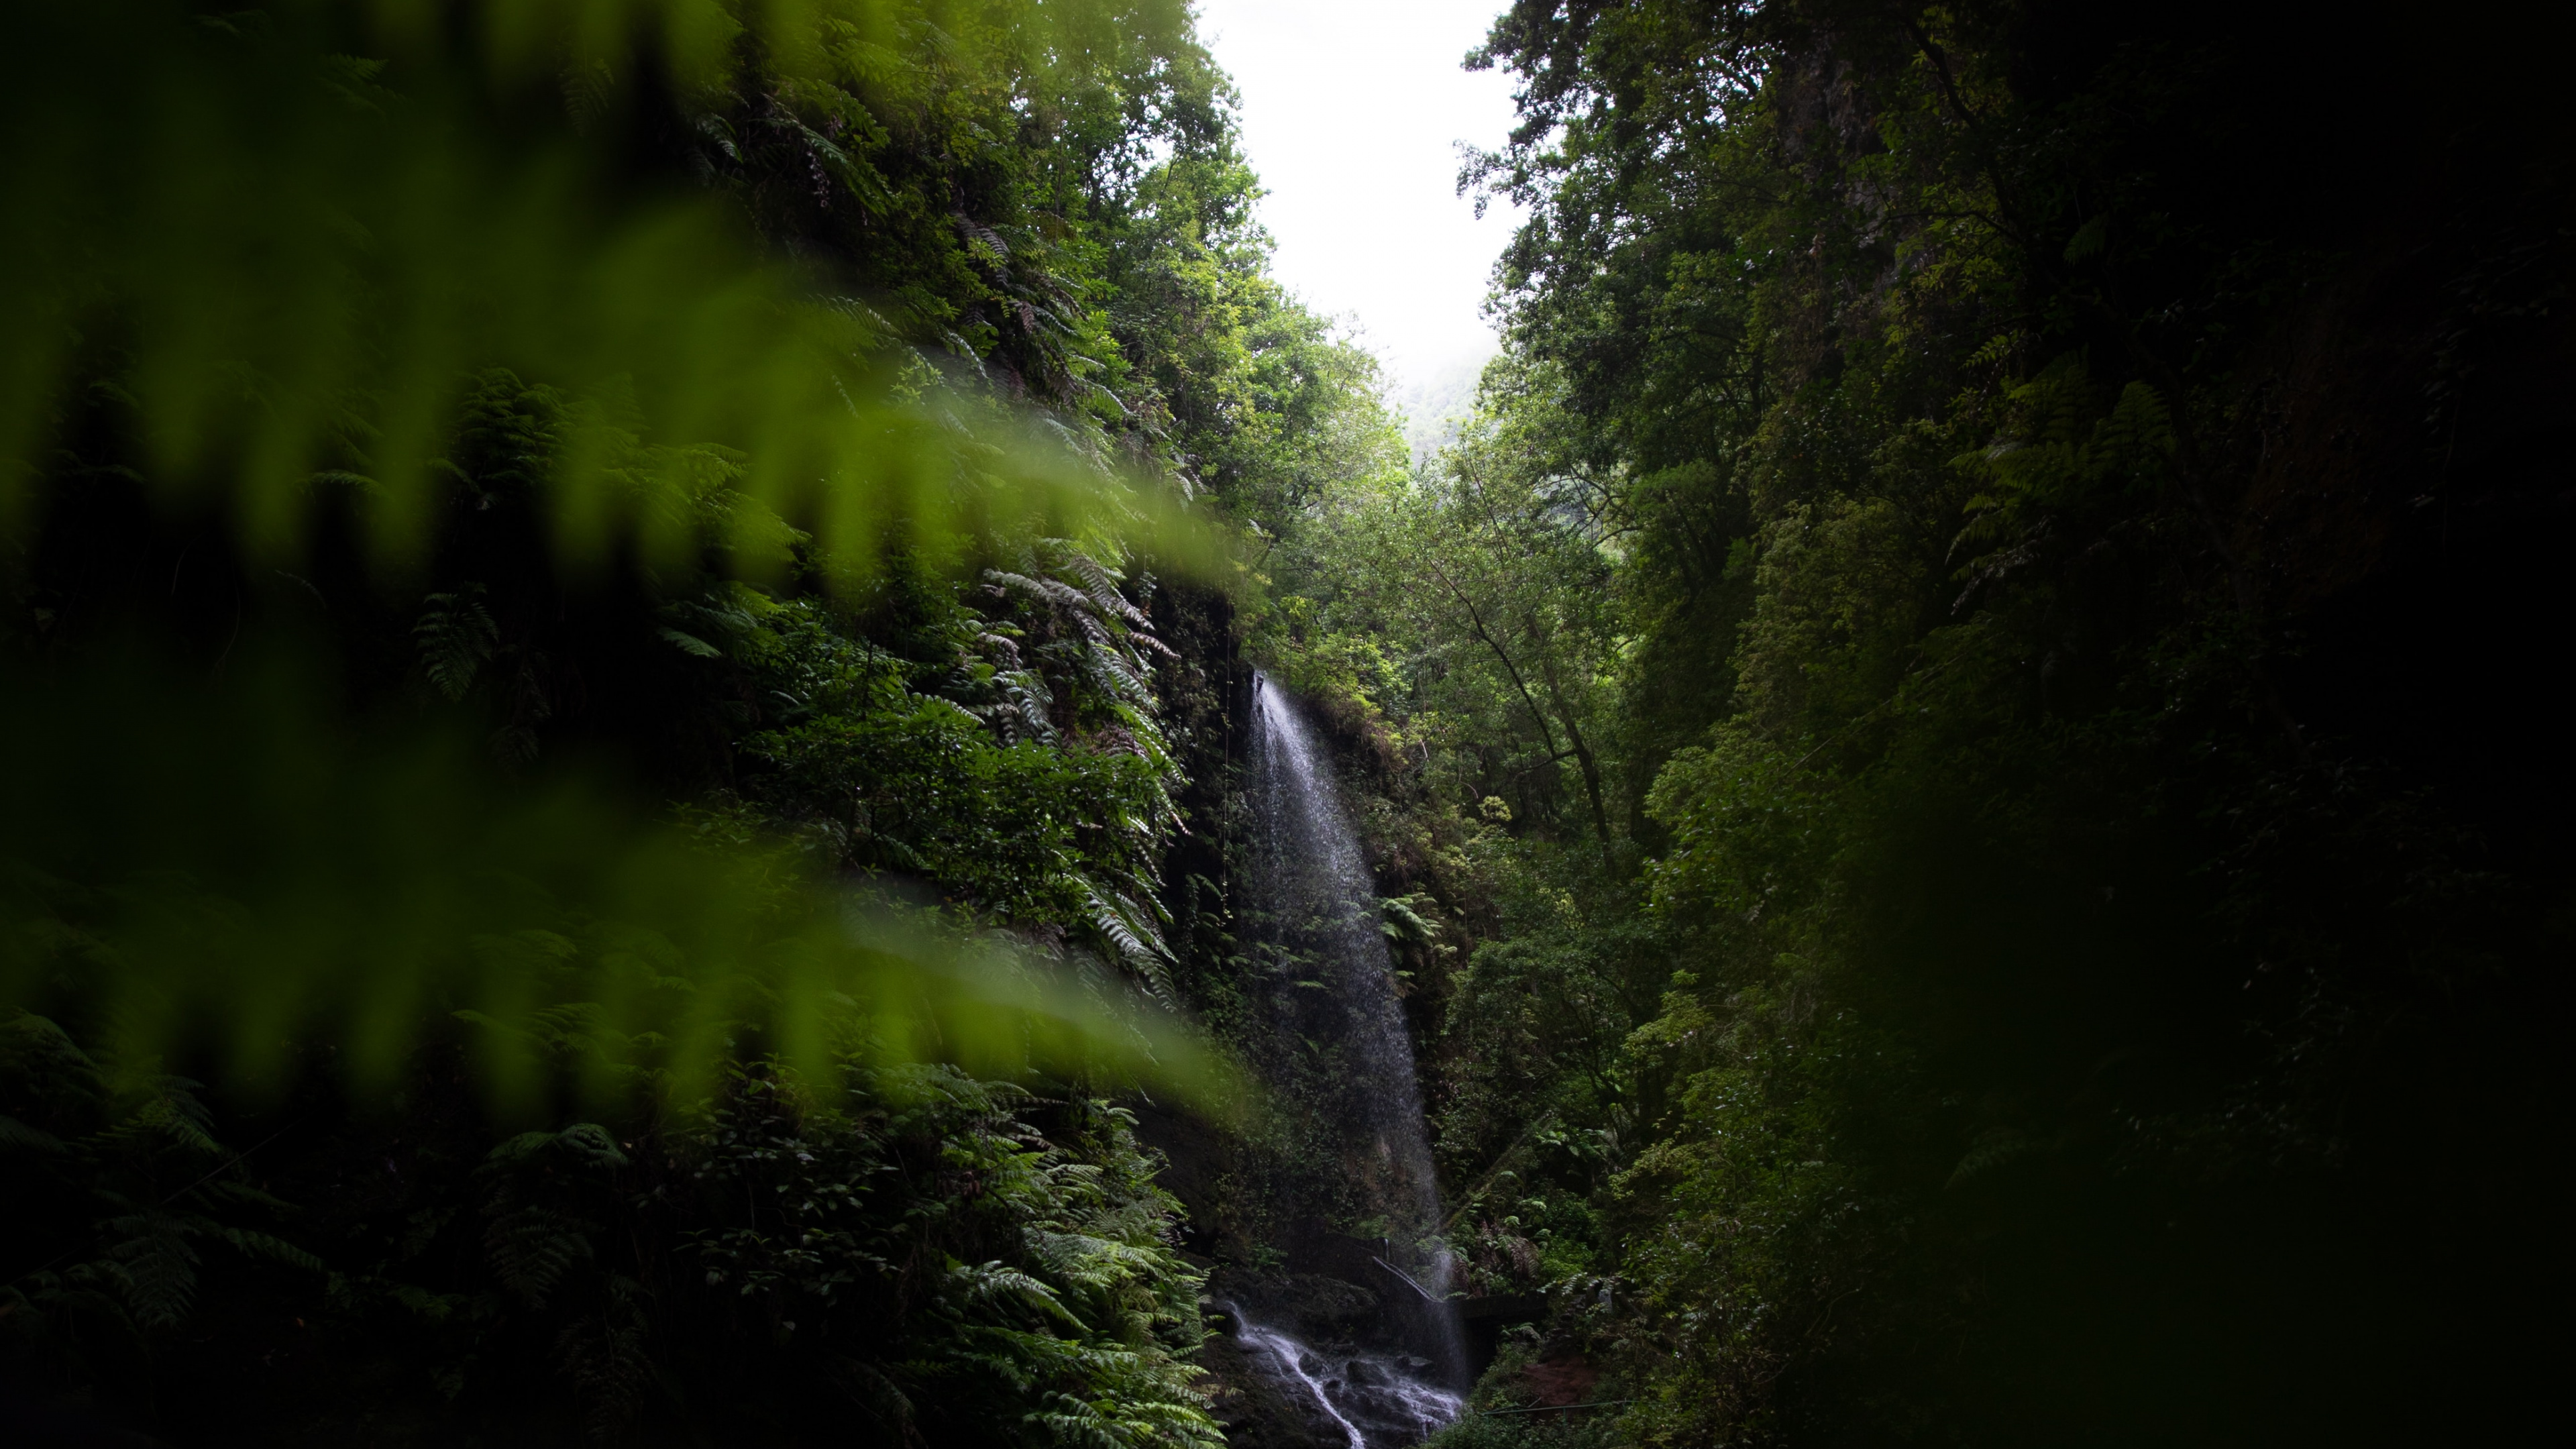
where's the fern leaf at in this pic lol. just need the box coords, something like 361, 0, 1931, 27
657, 625, 723, 659
219, 1226, 325, 1274
0, 1112, 63, 1153
484, 1207, 594, 1309
101, 1208, 206, 1330
415, 586, 499, 701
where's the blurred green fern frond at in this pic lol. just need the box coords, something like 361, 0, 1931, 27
0, 653, 1230, 1112
0, 0, 1238, 1112
0, 0, 1210, 580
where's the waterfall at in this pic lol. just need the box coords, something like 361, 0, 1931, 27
1234, 671, 1466, 1444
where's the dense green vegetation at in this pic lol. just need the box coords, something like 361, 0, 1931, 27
8, 1, 2575, 1445
0, 2, 1392, 1442
1230, 1, 2574, 1443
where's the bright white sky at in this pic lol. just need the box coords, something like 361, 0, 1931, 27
1192, 0, 1525, 412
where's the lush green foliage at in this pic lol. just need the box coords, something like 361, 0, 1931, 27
1225, 1, 2576, 1443
0, 1, 1392, 1442
14, 1, 2570, 1444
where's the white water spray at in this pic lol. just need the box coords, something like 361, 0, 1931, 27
1236, 1313, 1369, 1449
1235, 1308, 1464, 1449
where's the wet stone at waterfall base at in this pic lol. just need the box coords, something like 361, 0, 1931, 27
1233, 1310, 1463, 1449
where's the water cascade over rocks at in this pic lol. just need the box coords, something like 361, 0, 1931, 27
1234, 1309, 1464, 1448
1234, 672, 1466, 1445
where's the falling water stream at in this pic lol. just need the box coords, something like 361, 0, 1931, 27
1237, 672, 1466, 1445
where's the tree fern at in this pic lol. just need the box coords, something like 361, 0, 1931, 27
415, 586, 500, 701
553, 1275, 654, 1444
479, 1124, 628, 1309
1, 1011, 324, 1361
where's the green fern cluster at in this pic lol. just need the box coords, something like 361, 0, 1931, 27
0, 1012, 322, 1407
672, 1063, 1220, 1446
1953, 358, 2180, 569
674, 537, 1195, 1007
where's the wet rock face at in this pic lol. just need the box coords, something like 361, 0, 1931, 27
1228, 1272, 1380, 1338
1312, 1349, 1458, 1446
1199, 1326, 1332, 1449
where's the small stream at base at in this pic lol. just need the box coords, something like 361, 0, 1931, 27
1234, 1309, 1464, 1449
